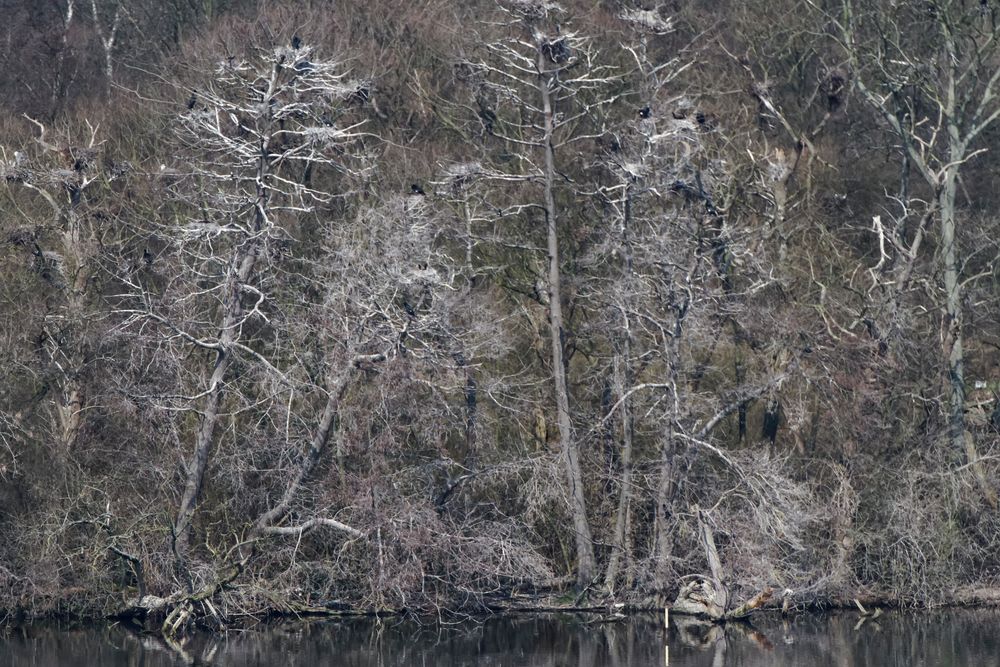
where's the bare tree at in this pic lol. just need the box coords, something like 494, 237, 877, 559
114, 38, 370, 559
595, 25, 687, 592
1, 117, 109, 452
89, 0, 124, 98
822, 0, 1000, 506
455, 0, 626, 587
50, 0, 77, 116
251, 191, 457, 539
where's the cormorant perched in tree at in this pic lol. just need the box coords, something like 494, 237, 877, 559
347, 85, 370, 106
142, 247, 153, 265
825, 70, 846, 111
403, 300, 417, 319
477, 103, 497, 135
186, 93, 197, 110
291, 35, 301, 50
410, 183, 426, 196
638, 105, 651, 119
294, 59, 314, 74
541, 35, 570, 64
762, 398, 780, 445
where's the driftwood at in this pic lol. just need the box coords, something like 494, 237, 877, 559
728, 588, 774, 619
113, 561, 245, 636
672, 580, 773, 621
670, 508, 773, 622
851, 598, 883, 631
672, 579, 726, 619
853, 598, 879, 616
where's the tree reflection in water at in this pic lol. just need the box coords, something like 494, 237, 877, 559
2, 611, 1000, 666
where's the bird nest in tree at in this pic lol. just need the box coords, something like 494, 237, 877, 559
619, 8, 675, 35
503, 0, 564, 20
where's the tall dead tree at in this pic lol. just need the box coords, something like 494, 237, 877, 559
599, 12, 684, 592
827, 0, 1000, 506
115, 40, 369, 558
1, 118, 108, 452
460, 0, 625, 587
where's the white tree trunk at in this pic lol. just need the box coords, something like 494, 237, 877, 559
537, 47, 596, 588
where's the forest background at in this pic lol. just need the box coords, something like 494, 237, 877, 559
1, 0, 1000, 623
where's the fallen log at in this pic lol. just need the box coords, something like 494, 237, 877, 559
726, 587, 773, 619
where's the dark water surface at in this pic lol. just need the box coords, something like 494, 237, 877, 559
3, 609, 1000, 666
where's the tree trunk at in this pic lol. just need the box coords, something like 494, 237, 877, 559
940, 153, 996, 508
173, 232, 262, 546
654, 423, 678, 589
537, 48, 595, 587
697, 508, 728, 612
654, 305, 686, 588
172, 252, 257, 552
605, 185, 635, 592
58, 211, 93, 450
604, 349, 633, 591
460, 200, 478, 468
50, 0, 75, 118
253, 367, 355, 534
90, 0, 120, 100
463, 366, 478, 467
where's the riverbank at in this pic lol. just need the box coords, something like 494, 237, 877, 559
6, 583, 1000, 636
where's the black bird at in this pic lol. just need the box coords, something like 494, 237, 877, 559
825, 71, 846, 112
294, 59, 314, 74
542, 36, 570, 64
186, 93, 197, 110
477, 104, 497, 134
348, 85, 370, 106
142, 248, 154, 265
762, 398, 780, 445
403, 300, 417, 319
291, 35, 302, 50
638, 105, 651, 119
410, 183, 426, 196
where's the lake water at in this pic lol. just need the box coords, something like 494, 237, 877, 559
2, 609, 1000, 666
